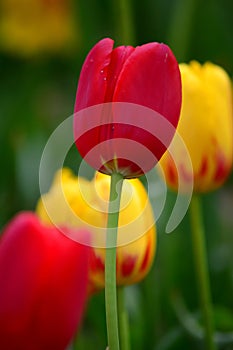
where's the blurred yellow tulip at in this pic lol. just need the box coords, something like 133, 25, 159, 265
160, 61, 233, 193
0, 0, 76, 56
36, 168, 156, 291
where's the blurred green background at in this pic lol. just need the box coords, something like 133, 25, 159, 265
0, 0, 233, 349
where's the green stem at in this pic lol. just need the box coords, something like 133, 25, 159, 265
114, 0, 135, 45
105, 172, 124, 350
117, 287, 131, 350
189, 195, 216, 350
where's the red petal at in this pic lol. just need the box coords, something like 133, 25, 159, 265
74, 38, 114, 112
104, 45, 134, 102
0, 212, 90, 350
113, 42, 181, 128
74, 40, 182, 177
121, 255, 137, 278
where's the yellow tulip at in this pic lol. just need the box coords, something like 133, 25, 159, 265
160, 61, 233, 193
0, 0, 75, 56
36, 168, 156, 291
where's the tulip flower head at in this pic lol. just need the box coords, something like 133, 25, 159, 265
0, 212, 90, 350
37, 168, 156, 291
160, 61, 233, 192
0, 0, 75, 56
74, 38, 181, 178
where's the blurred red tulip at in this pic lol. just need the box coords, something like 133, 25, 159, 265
74, 38, 181, 178
0, 212, 90, 350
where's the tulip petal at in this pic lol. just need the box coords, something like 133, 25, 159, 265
104, 45, 134, 102
0, 212, 90, 350
74, 39, 182, 178
113, 42, 181, 128
160, 61, 233, 192
74, 38, 114, 112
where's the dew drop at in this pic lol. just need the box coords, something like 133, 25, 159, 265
100, 69, 104, 74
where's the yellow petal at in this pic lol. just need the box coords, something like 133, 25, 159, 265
36, 168, 156, 290
160, 61, 233, 193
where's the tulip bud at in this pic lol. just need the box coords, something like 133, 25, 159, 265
0, 212, 90, 350
160, 61, 233, 192
74, 38, 181, 178
36, 168, 156, 291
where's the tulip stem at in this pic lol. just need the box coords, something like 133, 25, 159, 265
105, 172, 124, 350
189, 195, 216, 350
117, 286, 131, 350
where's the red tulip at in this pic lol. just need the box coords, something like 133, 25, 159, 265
0, 212, 90, 350
74, 38, 181, 178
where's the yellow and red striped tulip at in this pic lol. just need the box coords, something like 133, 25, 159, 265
160, 61, 233, 193
36, 168, 156, 291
